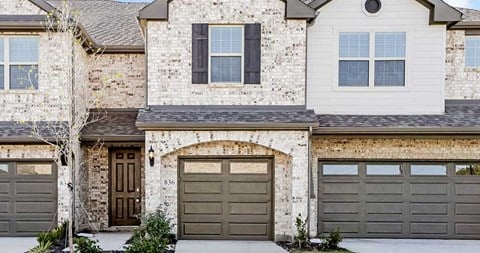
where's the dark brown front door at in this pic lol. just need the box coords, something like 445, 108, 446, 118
110, 149, 141, 226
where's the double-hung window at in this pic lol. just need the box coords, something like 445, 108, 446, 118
209, 26, 243, 83
338, 32, 406, 87
0, 36, 39, 90
466, 36, 480, 68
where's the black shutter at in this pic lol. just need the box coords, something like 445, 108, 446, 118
244, 23, 261, 84
192, 24, 209, 84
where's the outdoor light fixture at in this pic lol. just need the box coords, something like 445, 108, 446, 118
148, 146, 155, 167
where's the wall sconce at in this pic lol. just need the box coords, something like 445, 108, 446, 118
148, 146, 155, 167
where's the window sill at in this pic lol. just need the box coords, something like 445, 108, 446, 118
0, 89, 39, 94
465, 67, 480, 72
332, 86, 410, 92
207, 83, 248, 88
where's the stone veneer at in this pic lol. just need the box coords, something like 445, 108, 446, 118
0, 144, 70, 224
79, 144, 145, 231
310, 137, 480, 236
145, 130, 309, 240
446, 30, 480, 99
147, 0, 306, 106
0, 0, 46, 15
88, 54, 145, 109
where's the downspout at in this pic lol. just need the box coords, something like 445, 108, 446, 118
307, 126, 313, 238
144, 22, 149, 110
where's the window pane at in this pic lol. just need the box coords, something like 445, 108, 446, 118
211, 27, 242, 54
466, 37, 480, 68
375, 60, 405, 86
184, 162, 222, 174
323, 164, 358, 175
10, 65, 38, 89
0, 38, 4, 62
211, 56, 241, 83
367, 164, 402, 175
0, 65, 3, 90
230, 162, 268, 174
339, 60, 369, 86
17, 164, 52, 175
339, 32, 370, 58
0, 164, 8, 175
411, 165, 447, 176
375, 32, 406, 58
456, 164, 480, 176
9, 37, 39, 62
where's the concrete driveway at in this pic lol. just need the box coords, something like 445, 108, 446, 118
341, 239, 480, 253
0, 237, 37, 253
176, 240, 287, 253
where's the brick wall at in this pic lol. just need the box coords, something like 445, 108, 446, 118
147, 0, 307, 106
0, 0, 46, 15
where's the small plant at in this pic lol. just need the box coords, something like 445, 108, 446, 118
294, 214, 309, 249
125, 209, 172, 253
29, 241, 53, 253
74, 237, 102, 253
318, 228, 343, 251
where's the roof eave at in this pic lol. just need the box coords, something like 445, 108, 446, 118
136, 122, 319, 131
314, 127, 480, 135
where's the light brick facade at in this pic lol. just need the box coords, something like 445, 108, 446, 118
446, 30, 480, 99
147, 0, 307, 106
145, 130, 309, 241
0, 0, 46, 15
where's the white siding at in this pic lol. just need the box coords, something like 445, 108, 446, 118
307, 0, 446, 115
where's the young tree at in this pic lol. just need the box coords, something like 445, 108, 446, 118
26, 1, 106, 251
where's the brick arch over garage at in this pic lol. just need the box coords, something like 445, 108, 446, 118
144, 130, 310, 240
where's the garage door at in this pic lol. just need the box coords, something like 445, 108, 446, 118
318, 162, 480, 239
0, 162, 57, 236
179, 159, 273, 240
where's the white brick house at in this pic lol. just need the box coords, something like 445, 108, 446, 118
1, 0, 480, 241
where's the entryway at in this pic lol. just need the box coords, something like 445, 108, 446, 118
175, 240, 287, 253
110, 149, 142, 226
178, 158, 274, 240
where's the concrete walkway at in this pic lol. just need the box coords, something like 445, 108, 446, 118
341, 239, 480, 253
0, 237, 37, 253
176, 240, 287, 253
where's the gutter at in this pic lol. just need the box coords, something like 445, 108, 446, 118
314, 127, 480, 135
136, 122, 318, 131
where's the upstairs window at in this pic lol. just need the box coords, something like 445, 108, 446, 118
0, 36, 39, 90
466, 37, 480, 68
192, 24, 261, 85
338, 32, 406, 87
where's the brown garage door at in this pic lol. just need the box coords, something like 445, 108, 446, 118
0, 162, 57, 236
318, 162, 480, 239
179, 158, 273, 240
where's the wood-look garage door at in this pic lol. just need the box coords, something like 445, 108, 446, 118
0, 162, 57, 236
318, 162, 480, 239
179, 159, 273, 240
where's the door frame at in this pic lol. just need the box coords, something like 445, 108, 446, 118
108, 147, 142, 227
177, 155, 275, 240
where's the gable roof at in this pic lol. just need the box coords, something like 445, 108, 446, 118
450, 7, 480, 29
139, 0, 316, 21
309, 0, 462, 25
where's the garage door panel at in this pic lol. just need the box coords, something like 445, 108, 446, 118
411, 203, 448, 215
323, 221, 360, 235
0, 202, 8, 214
323, 202, 360, 214
16, 220, 52, 233
455, 223, 480, 236
230, 203, 267, 215
410, 223, 448, 235
455, 184, 480, 196
0, 221, 9, 233
16, 182, 54, 195
366, 222, 403, 235
228, 195, 270, 202
366, 202, 403, 214
229, 223, 268, 236
183, 223, 222, 236
0, 183, 8, 194
184, 202, 222, 215
323, 183, 360, 195
456, 203, 480, 215
410, 183, 448, 195
184, 182, 223, 194
366, 183, 403, 195
230, 182, 268, 194
16, 201, 54, 214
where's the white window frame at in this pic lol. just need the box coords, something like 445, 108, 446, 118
0, 35, 39, 91
334, 29, 410, 92
465, 36, 480, 69
208, 25, 244, 84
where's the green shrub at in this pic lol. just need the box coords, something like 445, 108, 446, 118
29, 241, 53, 253
37, 221, 68, 246
74, 237, 102, 253
294, 214, 309, 249
320, 228, 343, 251
125, 209, 172, 253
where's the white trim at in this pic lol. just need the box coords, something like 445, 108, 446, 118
0, 35, 39, 90
333, 28, 410, 92
208, 25, 244, 84
361, 0, 384, 17
465, 36, 480, 69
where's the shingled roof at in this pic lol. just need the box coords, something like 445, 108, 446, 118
82, 110, 145, 141
315, 100, 480, 134
48, 0, 146, 50
0, 121, 66, 142
136, 105, 319, 130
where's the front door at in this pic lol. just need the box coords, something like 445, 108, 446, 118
110, 149, 141, 226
